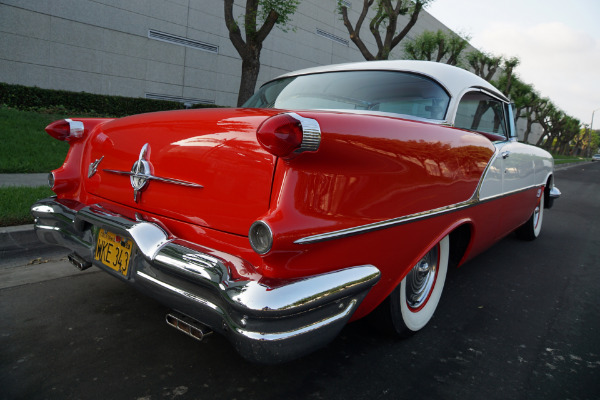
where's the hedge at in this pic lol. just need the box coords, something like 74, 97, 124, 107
0, 82, 219, 117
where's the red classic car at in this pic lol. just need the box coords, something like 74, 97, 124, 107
32, 60, 560, 363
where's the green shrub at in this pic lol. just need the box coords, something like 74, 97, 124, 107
0, 82, 219, 117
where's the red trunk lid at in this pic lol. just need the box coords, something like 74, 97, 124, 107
83, 108, 280, 236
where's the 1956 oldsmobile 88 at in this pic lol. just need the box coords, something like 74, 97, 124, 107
32, 60, 560, 363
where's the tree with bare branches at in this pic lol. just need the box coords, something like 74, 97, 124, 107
337, 0, 433, 61
224, 0, 299, 106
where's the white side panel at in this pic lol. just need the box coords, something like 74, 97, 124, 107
502, 142, 536, 193
478, 141, 553, 201
479, 143, 505, 200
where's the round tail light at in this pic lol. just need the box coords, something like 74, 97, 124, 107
256, 114, 303, 157
249, 221, 273, 255
256, 113, 321, 158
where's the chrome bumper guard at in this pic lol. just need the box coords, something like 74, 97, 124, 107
546, 186, 561, 209
31, 197, 380, 363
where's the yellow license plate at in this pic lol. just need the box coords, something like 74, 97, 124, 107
95, 229, 132, 276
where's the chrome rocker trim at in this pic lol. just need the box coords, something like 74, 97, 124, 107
31, 197, 380, 363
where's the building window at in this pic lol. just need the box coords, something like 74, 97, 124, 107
316, 29, 349, 46
148, 30, 218, 54
145, 93, 215, 107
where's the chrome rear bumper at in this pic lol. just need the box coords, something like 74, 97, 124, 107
31, 197, 380, 363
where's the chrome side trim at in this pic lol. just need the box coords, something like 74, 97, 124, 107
479, 183, 546, 202
287, 112, 321, 153
104, 169, 204, 188
294, 183, 546, 245
294, 200, 476, 244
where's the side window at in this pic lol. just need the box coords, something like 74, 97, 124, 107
454, 91, 508, 139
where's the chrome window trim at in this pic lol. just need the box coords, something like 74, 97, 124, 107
300, 109, 448, 125
450, 89, 510, 139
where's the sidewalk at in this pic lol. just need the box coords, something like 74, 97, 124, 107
0, 173, 49, 187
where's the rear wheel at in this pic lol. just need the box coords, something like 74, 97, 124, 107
516, 193, 544, 241
385, 235, 450, 336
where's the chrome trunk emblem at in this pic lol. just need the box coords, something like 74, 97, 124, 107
130, 144, 151, 202
104, 143, 203, 202
88, 156, 104, 178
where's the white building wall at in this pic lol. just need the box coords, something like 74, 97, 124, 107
0, 0, 473, 108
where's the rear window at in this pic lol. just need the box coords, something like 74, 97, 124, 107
244, 70, 450, 121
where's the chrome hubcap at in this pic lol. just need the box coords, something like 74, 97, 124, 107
533, 205, 541, 228
406, 245, 439, 310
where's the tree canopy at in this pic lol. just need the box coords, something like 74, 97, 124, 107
403, 29, 470, 66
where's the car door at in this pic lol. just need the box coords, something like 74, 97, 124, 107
454, 90, 533, 238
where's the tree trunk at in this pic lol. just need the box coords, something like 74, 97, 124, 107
523, 118, 532, 144
237, 56, 260, 106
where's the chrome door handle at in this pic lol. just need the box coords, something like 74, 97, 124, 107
501, 151, 511, 159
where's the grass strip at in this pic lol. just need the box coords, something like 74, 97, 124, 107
0, 186, 53, 226
552, 154, 590, 165
0, 107, 70, 173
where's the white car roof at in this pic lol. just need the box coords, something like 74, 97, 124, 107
275, 60, 509, 103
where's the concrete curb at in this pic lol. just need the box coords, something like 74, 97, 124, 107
0, 224, 39, 253
0, 224, 71, 269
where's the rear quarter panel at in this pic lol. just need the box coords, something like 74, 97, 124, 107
255, 112, 497, 315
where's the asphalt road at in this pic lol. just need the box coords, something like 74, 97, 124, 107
1, 163, 599, 400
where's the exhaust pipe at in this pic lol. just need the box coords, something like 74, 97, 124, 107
68, 252, 92, 271
166, 312, 212, 341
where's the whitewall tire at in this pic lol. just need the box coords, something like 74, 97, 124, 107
388, 235, 450, 336
516, 193, 544, 241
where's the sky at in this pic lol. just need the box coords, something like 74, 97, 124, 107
426, 0, 600, 129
